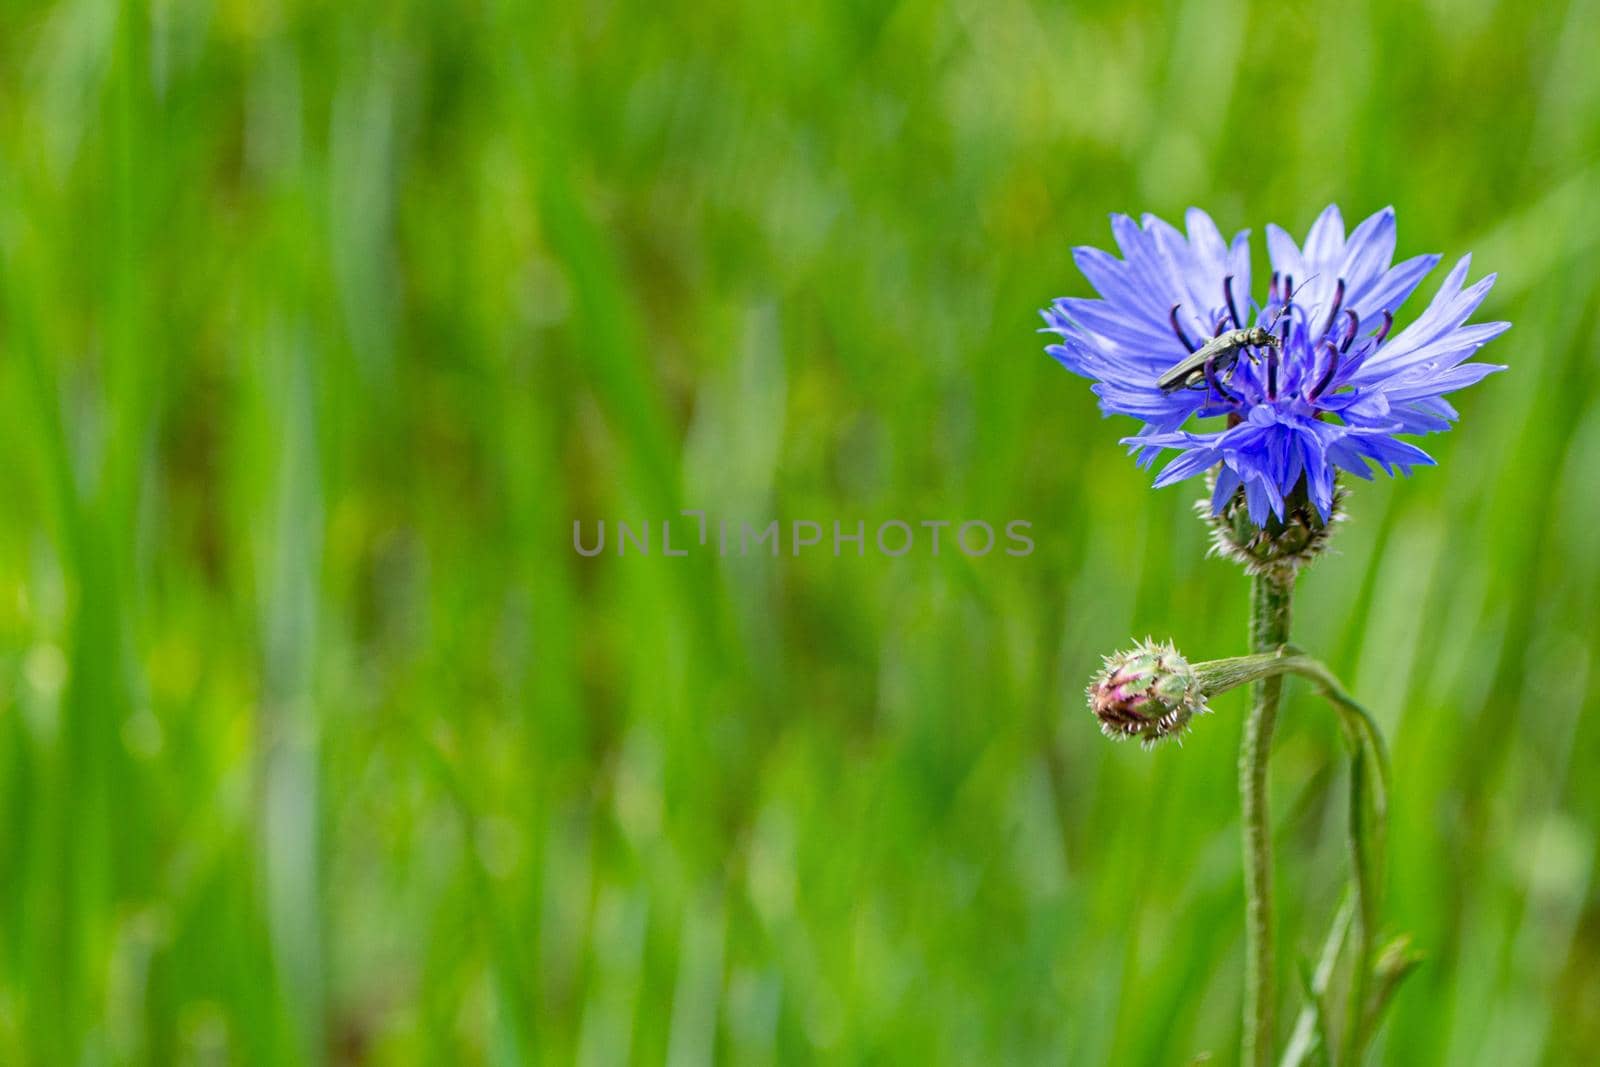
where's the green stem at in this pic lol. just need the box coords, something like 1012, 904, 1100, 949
1240, 568, 1294, 1067
1304, 658, 1387, 1063
1346, 740, 1374, 1062
1278, 649, 1390, 1064
1199, 647, 1391, 1066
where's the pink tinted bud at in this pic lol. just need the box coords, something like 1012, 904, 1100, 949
1088, 639, 1208, 747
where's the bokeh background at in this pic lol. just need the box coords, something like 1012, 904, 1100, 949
1, 0, 1597, 1063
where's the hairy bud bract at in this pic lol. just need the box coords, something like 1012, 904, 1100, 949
1088, 638, 1208, 747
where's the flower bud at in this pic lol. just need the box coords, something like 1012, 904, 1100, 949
1088, 638, 1208, 746
1200, 473, 1344, 577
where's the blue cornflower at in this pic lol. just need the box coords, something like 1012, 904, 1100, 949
1042, 205, 1508, 524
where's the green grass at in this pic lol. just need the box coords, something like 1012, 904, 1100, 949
1, 0, 1598, 1062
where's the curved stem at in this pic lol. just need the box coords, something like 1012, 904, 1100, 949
1201, 646, 1392, 1066
1199, 649, 1390, 818
1346, 736, 1375, 1061
1241, 569, 1294, 1067
1284, 650, 1388, 1063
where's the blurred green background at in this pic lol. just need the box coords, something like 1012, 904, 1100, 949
1, 0, 1597, 1063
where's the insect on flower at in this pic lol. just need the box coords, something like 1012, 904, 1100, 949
1154, 324, 1279, 393
1041, 206, 1509, 525
1153, 278, 1313, 395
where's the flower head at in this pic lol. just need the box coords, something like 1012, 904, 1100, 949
1089, 638, 1207, 746
1042, 206, 1508, 525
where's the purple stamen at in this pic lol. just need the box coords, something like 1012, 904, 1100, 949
1223, 275, 1243, 330
1266, 346, 1278, 399
1310, 340, 1341, 399
1169, 304, 1197, 353
1341, 310, 1395, 379
1322, 278, 1346, 338
1374, 309, 1394, 346
1339, 309, 1359, 353
1270, 271, 1281, 303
